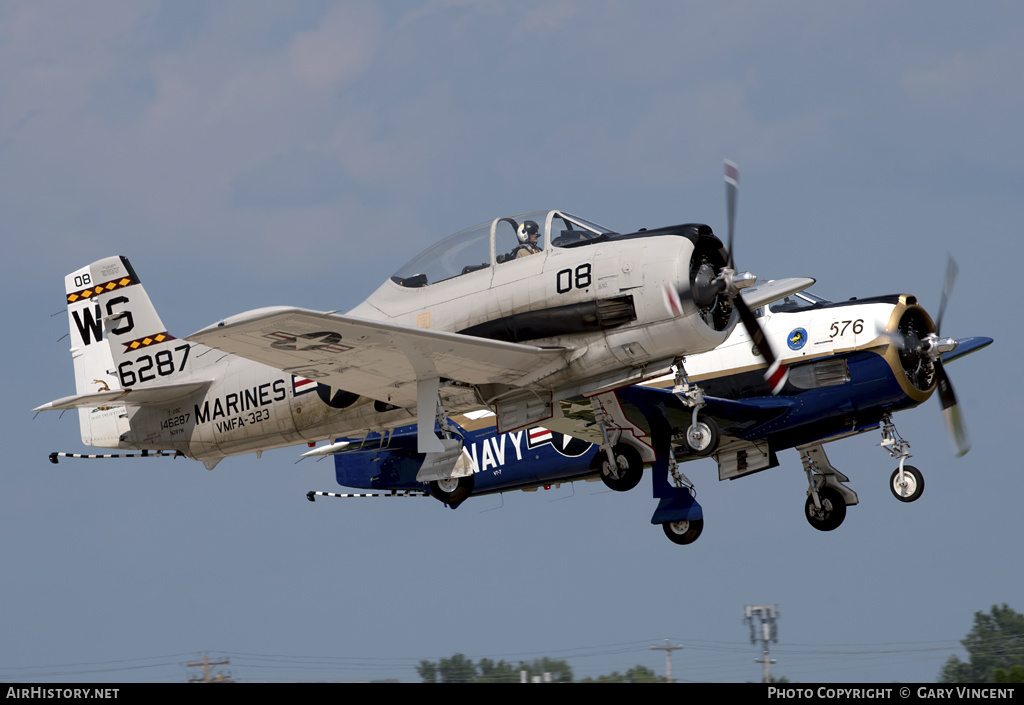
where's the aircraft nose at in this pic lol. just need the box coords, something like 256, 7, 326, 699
684, 234, 732, 332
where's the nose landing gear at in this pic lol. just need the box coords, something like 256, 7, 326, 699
881, 414, 925, 503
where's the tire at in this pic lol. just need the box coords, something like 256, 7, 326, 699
889, 465, 924, 503
804, 486, 847, 531
592, 444, 643, 492
429, 474, 475, 506
662, 518, 704, 545
685, 418, 720, 456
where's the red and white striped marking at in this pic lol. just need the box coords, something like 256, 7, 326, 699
529, 427, 553, 446
724, 160, 739, 186
662, 283, 684, 318
764, 359, 790, 395
292, 376, 318, 395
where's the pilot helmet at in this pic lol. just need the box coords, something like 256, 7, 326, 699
517, 220, 540, 244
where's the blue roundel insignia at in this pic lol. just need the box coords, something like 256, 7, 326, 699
787, 327, 808, 351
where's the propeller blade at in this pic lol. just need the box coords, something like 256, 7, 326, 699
735, 295, 789, 394
721, 158, 787, 395
724, 160, 738, 269
934, 359, 969, 457
935, 256, 958, 336
662, 282, 684, 318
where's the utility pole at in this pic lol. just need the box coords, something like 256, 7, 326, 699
187, 653, 233, 683
650, 639, 684, 683
743, 604, 779, 683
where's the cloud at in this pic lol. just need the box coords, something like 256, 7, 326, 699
289, 2, 381, 88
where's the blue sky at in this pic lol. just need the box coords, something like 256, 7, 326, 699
2, 1, 1021, 683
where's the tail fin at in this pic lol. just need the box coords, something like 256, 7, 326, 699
65, 256, 189, 447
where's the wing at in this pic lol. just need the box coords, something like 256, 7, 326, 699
614, 384, 795, 440
187, 306, 568, 407
941, 336, 993, 364
741, 277, 816, 309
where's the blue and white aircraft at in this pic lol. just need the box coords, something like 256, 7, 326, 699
308, 263, 990, 545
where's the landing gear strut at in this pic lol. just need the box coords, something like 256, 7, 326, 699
420, 390, 472, 508
657, 429, 704, 546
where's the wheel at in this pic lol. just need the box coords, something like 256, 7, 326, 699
804, 486, 847, 531
685, 418, 720, 456
889, 465, 924, 503
592, 444, 643, 492
429, 474, 475, 506
662, 518, 704, 545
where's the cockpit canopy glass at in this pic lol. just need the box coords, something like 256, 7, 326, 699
390, 210, 617, 287
769, 290, 831, 313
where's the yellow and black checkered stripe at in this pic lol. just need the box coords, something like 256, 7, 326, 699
122, 332, 177, 351
66, 276, 137, 304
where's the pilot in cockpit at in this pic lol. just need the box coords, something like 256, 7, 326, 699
514, 220, 542, 258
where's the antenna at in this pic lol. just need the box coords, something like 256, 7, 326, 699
743, 604, 779, 683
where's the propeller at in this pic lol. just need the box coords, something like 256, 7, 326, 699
661, 160, 789, 393
678, 161, 785, 392
890, 256, 969, 456
723, 161, 790, 394
932, 257, 969, 456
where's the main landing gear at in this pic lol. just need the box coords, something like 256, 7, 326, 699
799, 444, 858, 532
591, 392, 705, 546
420, 390, 474, 509
593, 443, 644, 492
654, 453, 704, 545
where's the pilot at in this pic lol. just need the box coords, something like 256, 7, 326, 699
515, 220, 542, 258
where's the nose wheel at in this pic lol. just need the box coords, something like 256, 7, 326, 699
684, 418, 720, 456
890, 465, 924, 503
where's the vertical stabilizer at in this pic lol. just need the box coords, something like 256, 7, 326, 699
64, 256, 186, 447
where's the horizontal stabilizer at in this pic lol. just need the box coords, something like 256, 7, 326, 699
34, 380, 211, 412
